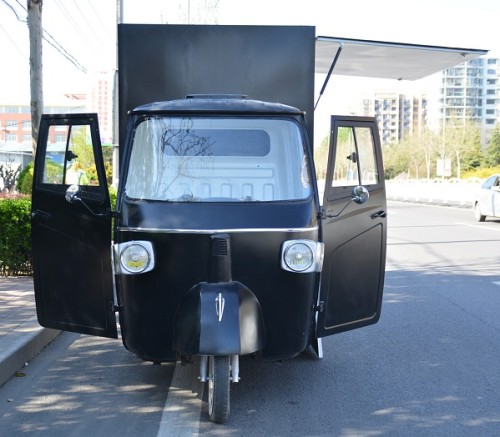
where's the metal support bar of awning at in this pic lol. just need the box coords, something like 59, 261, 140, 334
315, 43, 343, 110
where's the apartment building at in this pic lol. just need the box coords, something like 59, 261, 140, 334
362, 92, 428, 145
0, 105, 33, 149
438, 56, 500, 145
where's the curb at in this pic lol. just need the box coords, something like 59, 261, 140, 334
0, 315, 60, 387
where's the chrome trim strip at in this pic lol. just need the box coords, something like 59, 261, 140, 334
117, 226, 318, 234
110, 241, 118, 308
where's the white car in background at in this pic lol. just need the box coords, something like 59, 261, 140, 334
474, 174, 500, 222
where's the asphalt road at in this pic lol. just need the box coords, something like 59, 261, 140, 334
1, 201, 499, 436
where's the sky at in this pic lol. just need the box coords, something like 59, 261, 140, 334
1, 0, 499, 139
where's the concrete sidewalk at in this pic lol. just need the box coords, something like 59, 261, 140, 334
0, 277, 60, 387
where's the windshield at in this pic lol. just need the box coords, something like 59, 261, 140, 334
125, 117, 311, 202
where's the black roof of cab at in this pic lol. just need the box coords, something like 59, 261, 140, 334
130, 95, 305, 116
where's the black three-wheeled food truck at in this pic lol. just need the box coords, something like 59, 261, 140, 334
31, 25, 486, 423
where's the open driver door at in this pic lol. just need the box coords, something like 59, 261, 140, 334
31, 114, 117, 339
316, 116, 386, 338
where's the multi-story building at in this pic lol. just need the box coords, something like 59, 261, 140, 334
362, 92, 428, 145
0, 103, 85, 171
438, 56, 500, 145
0, 105, 33, 149
0, 103, 85, 149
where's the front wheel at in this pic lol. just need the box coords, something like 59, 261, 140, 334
207, 355, 230, 424
474, 202, 486, 222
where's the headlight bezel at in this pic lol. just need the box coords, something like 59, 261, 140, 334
114, 241, 155, 275
281, 239, 324, 273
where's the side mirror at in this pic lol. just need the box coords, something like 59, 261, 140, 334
351, 185, 369, 204
65, 184, 81, 203
322, 185, 370, 219
65, 150, 78, 162
65, 184, 111, 218
346, 152, 358, 163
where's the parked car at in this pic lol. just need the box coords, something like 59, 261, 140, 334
474, 175, 500, 221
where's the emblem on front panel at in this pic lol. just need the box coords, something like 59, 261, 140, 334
215, 292, 225, 322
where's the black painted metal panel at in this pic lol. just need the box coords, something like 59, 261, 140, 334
118, 24, 315, 149
117, 226, 318, 362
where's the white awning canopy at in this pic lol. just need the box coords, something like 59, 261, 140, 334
315, 36, 488, 81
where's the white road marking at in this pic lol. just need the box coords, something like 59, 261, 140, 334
493, 282, 500, 287
157, 362, 204, 437
455, 222, 500, 232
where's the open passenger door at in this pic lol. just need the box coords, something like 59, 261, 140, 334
32, 114, 117, 338
317, 116, 386, 337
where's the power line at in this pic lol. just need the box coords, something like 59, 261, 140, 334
53, 0, 112, 67
2, 0, 87, 73
1, 0, 23, 21
54, 0, 90, 45
43, 30, 87, 73
87, 1, 114, 41
71, 0, 112, 51
12, 0, 25, 12
0, 21, 27, 58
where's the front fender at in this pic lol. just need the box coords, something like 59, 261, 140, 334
173, 281, 265, 355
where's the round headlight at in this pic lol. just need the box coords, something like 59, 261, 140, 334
120, 243, 150, 273
284, 242, 314, 272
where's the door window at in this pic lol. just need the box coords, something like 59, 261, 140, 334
331, 127, 358, 187
331, 126, 379, 188
356, 127, 379, 185
42, 124, 98, 187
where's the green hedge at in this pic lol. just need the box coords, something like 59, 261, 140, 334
0, 197, 32, 276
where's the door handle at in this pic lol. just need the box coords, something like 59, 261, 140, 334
370, 210, 386, 219
32, 210, 52, 221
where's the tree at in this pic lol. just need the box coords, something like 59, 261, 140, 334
420, 128, 439, 179
314, 135, 330, 180
382, 130, 440, 180
383, 141, 411, 179
382, 118, 484, 180
441, 118, 483, 178
68, 126, 98, 183
16, 162, 34, 194
313, 129, 353, 180
0, 159, 22, 192
485, 125, 500, 166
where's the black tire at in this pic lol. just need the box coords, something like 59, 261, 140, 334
474, 202, 486, 222
207, 355, 230, 424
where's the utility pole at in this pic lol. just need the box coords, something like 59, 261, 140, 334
27, 0, 43, 157
112, 0, 122, 188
